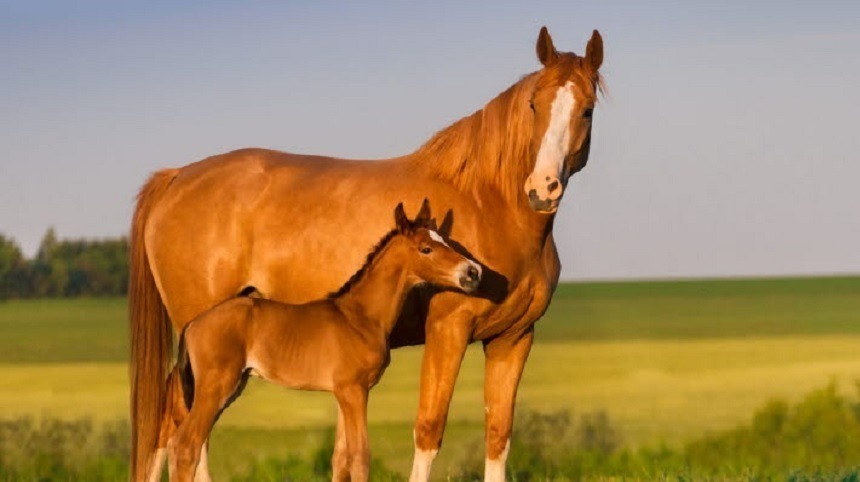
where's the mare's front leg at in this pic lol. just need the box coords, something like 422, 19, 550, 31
482, 326, 534, 482
408, 313, 473, 482
334, 385, 370, 482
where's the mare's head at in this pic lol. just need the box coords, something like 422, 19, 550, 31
523, 27, 604, 213
391, 200, 482, 293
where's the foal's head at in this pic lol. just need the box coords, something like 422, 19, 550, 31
391, 201, 482, 293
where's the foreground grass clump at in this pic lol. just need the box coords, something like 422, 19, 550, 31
685, 383, 860, 474
452, 383, 860, 481
0, 417, 128, 481
231, 429, 403, 481
2, 383, 860, 481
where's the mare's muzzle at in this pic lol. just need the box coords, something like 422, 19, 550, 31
524, 174, 563, 213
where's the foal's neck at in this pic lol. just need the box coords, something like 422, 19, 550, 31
333, 243, 413, 338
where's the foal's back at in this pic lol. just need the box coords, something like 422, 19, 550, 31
185, 296, 376, 392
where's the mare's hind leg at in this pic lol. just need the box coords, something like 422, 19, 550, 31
193, 441, 212, 482
146, 448, 167, 482
168, 372, 243, 482
331, 406, 350, 482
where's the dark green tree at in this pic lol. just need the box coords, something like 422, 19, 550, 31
0, 234, 28, 299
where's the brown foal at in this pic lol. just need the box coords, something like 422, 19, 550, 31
150, 202, 481, 482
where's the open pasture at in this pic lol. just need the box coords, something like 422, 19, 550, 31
0, 276, 859, 476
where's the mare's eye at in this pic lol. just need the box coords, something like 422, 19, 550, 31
420, 246, 433, 255
583, 108, 594, 119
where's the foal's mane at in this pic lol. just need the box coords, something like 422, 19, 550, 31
327, 218, 433, 299
407, 55, 603, 204
327, 228, 400, 299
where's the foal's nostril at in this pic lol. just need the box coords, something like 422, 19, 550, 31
467, 265, 479, 281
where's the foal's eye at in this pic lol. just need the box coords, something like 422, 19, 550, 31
420, 246, 433, 255
583, 108, 594, 119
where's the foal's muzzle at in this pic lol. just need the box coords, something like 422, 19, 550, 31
458, 262, 482, 292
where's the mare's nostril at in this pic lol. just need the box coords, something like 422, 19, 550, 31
547, 180, 559, 193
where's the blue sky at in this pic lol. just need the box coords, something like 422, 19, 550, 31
1, 1, 858, 279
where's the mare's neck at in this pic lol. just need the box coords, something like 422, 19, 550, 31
402, 72, 557, 238
333, 244, 414, 338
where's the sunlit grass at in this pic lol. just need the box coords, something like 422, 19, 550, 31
3, 335, 859, 475
1, 276, 859, 477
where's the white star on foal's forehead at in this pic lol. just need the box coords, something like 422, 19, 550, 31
428, 230, 449, 247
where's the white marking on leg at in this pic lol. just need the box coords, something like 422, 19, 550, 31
408, 429, 438, 482
533, 81, 576, 179
484, 438, 510, 482
193, 441, 212, 482
146, 448, 167, 482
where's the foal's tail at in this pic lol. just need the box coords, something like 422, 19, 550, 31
129, 168, 178, 482
177, 330, 195, 411
154, 330, 194, 457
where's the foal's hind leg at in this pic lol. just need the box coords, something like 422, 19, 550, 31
168, 372, 243, 482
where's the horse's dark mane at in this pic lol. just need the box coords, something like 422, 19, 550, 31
327, 228, 401, 299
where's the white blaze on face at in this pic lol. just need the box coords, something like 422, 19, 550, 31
533, 81, 576, 181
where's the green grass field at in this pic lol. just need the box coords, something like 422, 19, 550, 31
1, 276, 859, 478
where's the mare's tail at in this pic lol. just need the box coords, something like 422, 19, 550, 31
129, 169, 178, 482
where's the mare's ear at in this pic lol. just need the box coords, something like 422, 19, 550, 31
415, 198, 432, 227
394, 202, 410, 233
585, 29, 603, 71
536, 26, 558, 66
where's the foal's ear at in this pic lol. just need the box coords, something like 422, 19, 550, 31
394, 202, 410, 232
536, 26, 558, 66
415, 198, 432, 226
585, 29, 603, 72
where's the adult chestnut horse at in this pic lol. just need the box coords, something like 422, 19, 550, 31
130, 27, 604, 482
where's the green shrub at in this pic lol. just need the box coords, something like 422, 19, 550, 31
231, 429, 404, 482
681, 383, 860, 479
3, 384, 860, 481
0, 417, 128, 481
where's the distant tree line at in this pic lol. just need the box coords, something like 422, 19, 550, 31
0, 228, 128, 299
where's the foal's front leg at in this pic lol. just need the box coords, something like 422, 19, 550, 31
334, 385, 370, 482
331, 406, 350, 482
